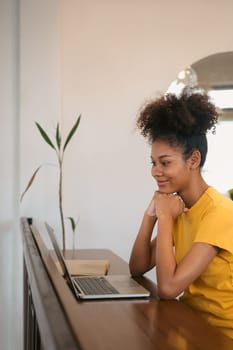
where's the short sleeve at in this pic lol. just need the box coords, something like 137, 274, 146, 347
193, 207, 233, 255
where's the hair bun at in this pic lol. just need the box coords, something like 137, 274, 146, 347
137, 88, 219, 141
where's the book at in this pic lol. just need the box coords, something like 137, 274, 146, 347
56, 259, 110, 276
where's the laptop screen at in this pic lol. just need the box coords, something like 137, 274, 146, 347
45, 222, 79, 292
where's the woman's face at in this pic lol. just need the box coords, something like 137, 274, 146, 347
150, 139, 192, 194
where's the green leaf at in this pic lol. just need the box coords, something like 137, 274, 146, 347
35, 122, 56, 150
56, 123, 61, 150
66, 216, 80, 233
20, 165, 43, 202
63, 115, 81, 152
67, 217, 76, 233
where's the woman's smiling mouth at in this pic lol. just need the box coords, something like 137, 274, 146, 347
157, 179, 169, 187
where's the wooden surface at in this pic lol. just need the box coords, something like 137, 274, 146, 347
63, 250, 233, 350
21, 218, 80, 350
23, 218, 233, 350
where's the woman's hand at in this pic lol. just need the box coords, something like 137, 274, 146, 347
154, 191, 187, 220
146, 196, 157, 216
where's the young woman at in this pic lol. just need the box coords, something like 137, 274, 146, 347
129, 89, 233, 339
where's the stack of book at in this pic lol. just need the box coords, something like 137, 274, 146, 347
56, 259, 110, 276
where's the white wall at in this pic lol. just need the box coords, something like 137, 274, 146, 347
0, 0, 20, 349
59, 0, 233, 263
0, 0, 61, 349
2, 0, 233, 348
20, 0, 61, 220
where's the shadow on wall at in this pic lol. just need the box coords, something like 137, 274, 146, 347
0, 220, 14, 233
0, 220, 14, 349
0, 220, 23, 350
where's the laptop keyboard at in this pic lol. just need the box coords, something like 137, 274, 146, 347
74, 276, 119, 295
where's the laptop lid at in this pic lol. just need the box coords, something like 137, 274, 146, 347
45, 222, 150, 300
45, 222, 81, 295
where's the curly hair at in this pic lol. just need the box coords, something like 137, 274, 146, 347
136, 88, 219, 167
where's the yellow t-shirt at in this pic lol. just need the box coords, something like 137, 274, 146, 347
173, 187, 233, 339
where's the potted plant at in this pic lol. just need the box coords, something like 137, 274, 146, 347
21, 115, 81, 251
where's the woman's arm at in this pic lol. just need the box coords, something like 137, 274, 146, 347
129, 201, 157, 276
155, 193, 219, 299
156, 215, 218, 299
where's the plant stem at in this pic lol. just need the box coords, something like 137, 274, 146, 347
59, 159, 66, 251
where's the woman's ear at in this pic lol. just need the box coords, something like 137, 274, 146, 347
188, 150, 201, 169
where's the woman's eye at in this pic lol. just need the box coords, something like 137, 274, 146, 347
150, 160, 156, 166
162, 161, 169, 167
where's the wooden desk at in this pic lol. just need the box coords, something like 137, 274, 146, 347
21, 218, 233, 350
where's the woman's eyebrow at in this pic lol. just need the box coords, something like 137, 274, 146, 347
151, 154, 172, 160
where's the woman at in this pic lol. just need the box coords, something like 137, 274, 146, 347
129, 89, 233, 339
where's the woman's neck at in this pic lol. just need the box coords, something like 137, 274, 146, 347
179, 177, 209, 209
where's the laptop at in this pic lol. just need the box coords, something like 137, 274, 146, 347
45, 222, 150, 300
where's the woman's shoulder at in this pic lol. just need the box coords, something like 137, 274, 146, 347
194, 187, 233, 254
205, 187, 233, 210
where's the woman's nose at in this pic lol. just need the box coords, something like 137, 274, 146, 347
151, 166, 163, 177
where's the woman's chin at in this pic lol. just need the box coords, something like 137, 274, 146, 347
158, 187, 176, 194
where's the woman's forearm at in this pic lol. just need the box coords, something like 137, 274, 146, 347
156, 215, 177, 298
129, 212, 157, 276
